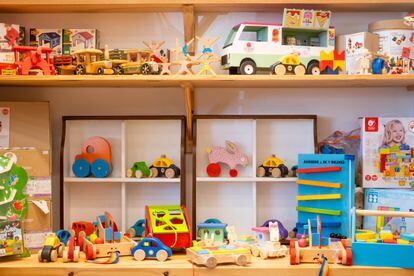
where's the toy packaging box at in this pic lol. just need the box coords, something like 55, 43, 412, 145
336, 32, 379, 75
30, 28, 63, 56
283, 8, 331, 30
0, 23, 20, 51
364, 188, 414, 233
362, 117, 414, 188
0, 220, 24, 257
63, 29, 99, 55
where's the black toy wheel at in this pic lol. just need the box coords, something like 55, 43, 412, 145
307, 61, 320, 75
277, 164, 289, 177
141, 63, 152, 75
75, 65, 86, 75
113, 66, 123, 75
97, 67, 105, 75
240, 60, 256, 75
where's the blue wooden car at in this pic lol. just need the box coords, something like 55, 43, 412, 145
131, 237, 172, 262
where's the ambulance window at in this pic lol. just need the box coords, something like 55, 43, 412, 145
239, 26, 268, 42
224, 26, 239, 48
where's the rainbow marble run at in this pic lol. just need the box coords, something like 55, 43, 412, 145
378, 144, 414, 187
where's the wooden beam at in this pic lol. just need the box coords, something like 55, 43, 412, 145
183, 4, 195, 55
182, 82, 194, 152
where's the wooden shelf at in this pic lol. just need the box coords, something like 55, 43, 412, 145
0, 0, 412, 13
0, 254, 411, 276
197, 176, 297, 182
1, 75, 414, 90
64, 177, 180, 183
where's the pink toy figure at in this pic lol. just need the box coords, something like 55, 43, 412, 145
206, 140, 248, 177
269, 222, 279, 242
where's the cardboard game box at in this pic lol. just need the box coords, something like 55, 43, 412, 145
362, 117, 414, 188
30, 28, 63, 56
0, 220, 24, 257
63, 29, 99, 55
364, 188, 414, 233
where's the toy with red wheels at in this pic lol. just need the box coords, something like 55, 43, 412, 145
62, 230, 81, 263
206, 140, 248, 177
257, 155, 289, 178
149, 155, 180, 178
72, 136, 112, 178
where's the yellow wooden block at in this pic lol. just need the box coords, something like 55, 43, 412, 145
296, 179, 341, 188
397, 239, 410, 244
296, 194, 341, 201
320, 50, 333, 60
379, 231, 393, 240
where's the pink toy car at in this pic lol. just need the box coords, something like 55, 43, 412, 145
206, 141, 248, 177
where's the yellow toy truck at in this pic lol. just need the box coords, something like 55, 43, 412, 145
257, 155, 289, 178
38, 233, 65, 262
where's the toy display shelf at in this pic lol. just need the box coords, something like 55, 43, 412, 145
193, 115, 317, 236
1, 75, 414, 91
61, 116, 186, 233
1, 254, 412, 276
0, 0, 412, 13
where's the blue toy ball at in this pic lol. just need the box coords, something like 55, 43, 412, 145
56, 229, 71, 245
91, 158, 110, 178
72, 158, 90, 177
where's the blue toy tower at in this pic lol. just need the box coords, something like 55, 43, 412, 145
296, 154, 355, 245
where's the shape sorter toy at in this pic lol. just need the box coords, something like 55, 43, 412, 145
295, 154, 355, 241
362, 117, 414, 188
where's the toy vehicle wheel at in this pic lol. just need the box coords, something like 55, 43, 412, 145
156, 249, 168, 262
50, 250, 58, 262
135, 170, 143, 178
150, 167, 159, 177
126, 168, 134, 178
37, 249, 43, 262
236, 254, 248, 266
240, 60, 256, 75
257, 166, 266, 177
259, 250, 268, 259
205, 256, 218, 268
344, 248, 352, 266
78, 232, 85, 250
229, 169, 238, 177
73, 247, 80, 262
75, 65, 86, 75
165, 168, 176, 178
206, 163, 221, 177
273, 63, 286, 75
127, 227, 136, 238
141, 63, 152, 75
251, 246, 260, 257
278, 164, 289, 177
91, 158, 110, 178
113, 66, 122, 75
307, 61, 320, 75
85, 243, 97, 260
134, 249, 146, 261
58, 243, 65, 257
97, 67, 105, 75
72, 158, 90, 177
271, 167, 282, 178
289, 247, 297, 265
62, 249, 69, 263
294, 64, 306, 75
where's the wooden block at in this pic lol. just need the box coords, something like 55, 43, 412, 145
296, 179, 341, 188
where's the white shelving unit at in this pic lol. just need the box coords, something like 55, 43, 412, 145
193, 115, 317, 235
61, 116, 185, 232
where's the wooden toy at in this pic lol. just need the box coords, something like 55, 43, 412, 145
196, 36, 219, 59
296, 154, 355, 239
118, 49, 161, 75
89, 251, 119, 264
357, 48, 372, 74
186, 244, 251, 268
159, 54, 172, 75
38, 233, 65, 262
144, 205, 192, 250
206, 141, 248, 177
149, 155, 180, 178
290, 217, 352, 266
197, 222, 227, 245
171, 38, 199, 75
196, 54, 220, 75
251, 222, 288, 259
143, 40, 165, 59
131, 237, 172, 261
257, 155, 289, 178
12, 46, 55, 75
56, 229, 71, 245
0, 62, 17, 75
221, 9, 334, 75
82, 212, 136, 260
72, 136, 112, 178
126, 162, 152, 178
319, 50, 345, 74
127, 219, 145, 238
372, 52, 390, 74
226, 226, 237, 244
71, 47, 126, 75
62, 230, 80, 263
351, 208, 414, 268
53, 55, 74, 75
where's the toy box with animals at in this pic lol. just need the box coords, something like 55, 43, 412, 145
361, 117, 414, 188
62, 29, 99, 55
30, 28, 63, 56
0, 220, 24, 257
363, 188, 414, 233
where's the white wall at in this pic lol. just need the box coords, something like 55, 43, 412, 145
0, 11, 413, 230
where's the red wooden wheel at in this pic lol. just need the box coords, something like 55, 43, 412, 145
289, 239, 295, 249
85, 244, 96, 260
290, 247, 297, 265
206, 163, 221, 177
68, 237, 75, 260
345, 248, 352, 266
229, 169, 238, 177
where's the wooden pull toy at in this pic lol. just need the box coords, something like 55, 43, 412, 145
206, 140, 248, 177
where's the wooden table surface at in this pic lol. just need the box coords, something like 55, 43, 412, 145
0, 253, 412, 276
